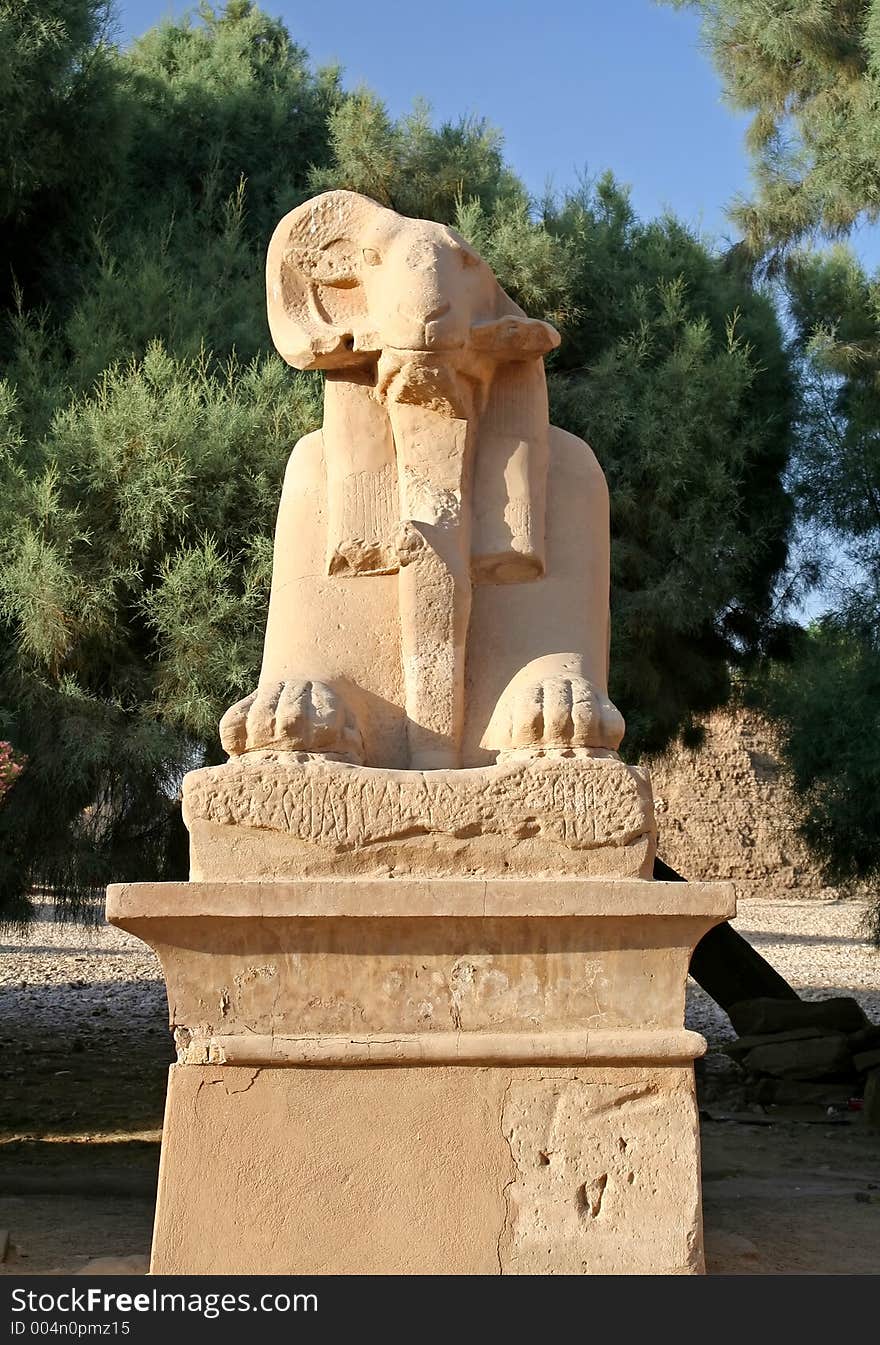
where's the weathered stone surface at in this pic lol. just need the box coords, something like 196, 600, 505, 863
742, 1033, 852, 1081
650, 707, 828, 894
723, 1027, 825, 1060
150, 1064, 704, 1276
110, 876, 732, 1274
183, 753, 655, 880
498, 1068, 703, 1274
749, 1079, 856, 1107
107, 879, 734, 1048
728, 996, 868, 1038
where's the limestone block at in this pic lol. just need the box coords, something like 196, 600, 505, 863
750, 1078, 856, 1107
182, 753, 655, 881
850, 1025, 880, 1052
150, 1064, 703, 1276
107, 879, 732, 1052
109, 877, 733, 1276
741, 1033, 852, 1080
723, 1026, 826, 1059
498, 1067, 703, 1274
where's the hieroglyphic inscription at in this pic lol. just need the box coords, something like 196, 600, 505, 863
183, 756, 653, 854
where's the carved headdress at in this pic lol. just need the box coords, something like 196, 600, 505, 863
266, 190, 560, 585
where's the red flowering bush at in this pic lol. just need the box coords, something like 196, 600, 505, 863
0, 742, 24, 800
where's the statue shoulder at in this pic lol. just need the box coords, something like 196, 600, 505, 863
548, 424, 608, 491
283, 426, 324, 481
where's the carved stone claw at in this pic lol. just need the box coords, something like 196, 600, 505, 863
484, 674, 625, 755
219, 679, 364, 762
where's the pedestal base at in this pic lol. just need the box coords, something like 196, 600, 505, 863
107, 878, 734, 1276
152, 1062, 703, 1275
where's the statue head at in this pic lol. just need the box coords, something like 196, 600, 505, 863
266, 190, 559, 372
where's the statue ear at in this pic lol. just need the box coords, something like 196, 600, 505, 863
267, 190, 391, 370
470, 285, 560, 362
470, 314, 560, 359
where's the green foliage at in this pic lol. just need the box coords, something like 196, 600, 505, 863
0, 0, 120, 223
0, 1, 797, 918
0, 343, 321, 914
787, 246, 880, 614
0, 0, 129, 348
311, 92, 525, 223
754, 620, 880, 927
667, 1, 880, 254
667, 1, 880, 921
124, 2, 342, 247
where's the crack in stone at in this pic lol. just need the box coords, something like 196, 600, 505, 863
497, 1079, 516, 1276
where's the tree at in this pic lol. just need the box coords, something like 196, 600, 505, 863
0, 0, 127, 338
539, 183, 795, 753
0, 345, 321, 920
665, 0, 880, 256
0, 2, 797, 920
667, 0, 880, 919
755, 620, 880, 933
0, 1, 336, 918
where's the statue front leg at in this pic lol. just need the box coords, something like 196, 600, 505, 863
396, 520, 471, 769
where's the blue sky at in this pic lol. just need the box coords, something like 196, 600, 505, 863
116, 1, 880, 269
114, 1, 758, 248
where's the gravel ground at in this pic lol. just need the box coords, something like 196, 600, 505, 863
686, 891, 880, 1042
0, 899, 166, 1039
1, 889, 878, 1275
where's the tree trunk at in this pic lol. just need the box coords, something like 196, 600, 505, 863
655, 857, 800, 1012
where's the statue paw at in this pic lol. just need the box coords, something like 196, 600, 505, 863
484, 673, 624, 754
219, 679, 364, 762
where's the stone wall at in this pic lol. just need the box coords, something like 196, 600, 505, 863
648, 707, 827, 895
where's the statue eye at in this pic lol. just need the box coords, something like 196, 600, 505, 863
362, 247, 382, 266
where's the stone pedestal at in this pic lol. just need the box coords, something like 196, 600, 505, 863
107, 878, 734, 1275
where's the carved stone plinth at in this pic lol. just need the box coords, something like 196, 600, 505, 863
107, 878, 734, 1275
183, 755, 655, 881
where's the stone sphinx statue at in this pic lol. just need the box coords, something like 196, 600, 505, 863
109, 192, 733, 1277
183, 189, 655, 879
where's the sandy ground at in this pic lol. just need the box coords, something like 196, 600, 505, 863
1, 891, 878, 1275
